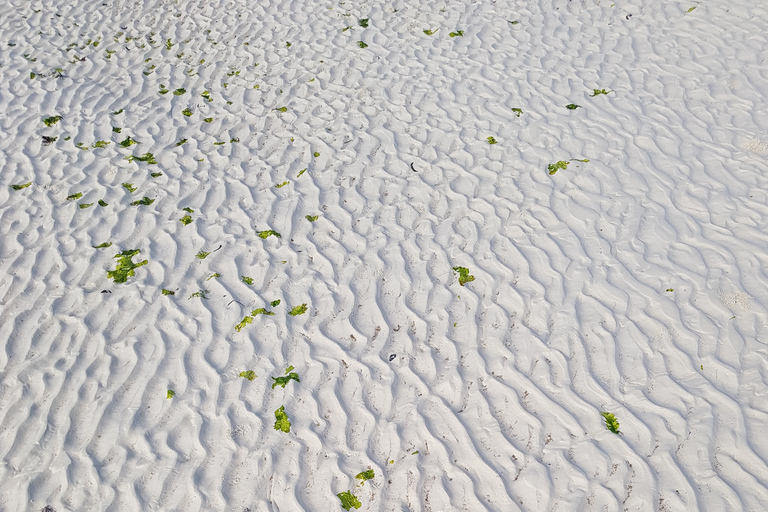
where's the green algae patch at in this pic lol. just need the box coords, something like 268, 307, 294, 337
449, 30, 464, 37
126, 153, 157, 164
288, 304, 307, 316
166, 390, 175, 399
452, 266, 475, 286
173, 88, 186, 95
251, 307, 275, 316
337, 491, 361, 510
601, 412, 621, 434
270, 299, 281, 307
512, 108, 523, 117
275, 106, 288, 112
297, 168, 307, 177
258, 230, 281, 239
11, 182, 31, 190
188, 289, 210, 300
356, 469, 374, 483
423, 28, 438, 35
119, 136, 138, 148
93, 242, 112, 249
357, 41, 368, 48
196, 250, 210, 259
271, 372, 300, 389
122, 183, 136, 193
67, 192, 83, 201
590, 88, 612, 97
235, 316, 253, 332
182, 108, 193, 117
130, 197, 154, 206
161, 289, 175, 295
305, 215, 319, 222
239, 370, 257, 381
274, 405, 291, 432
547, 161, 570, 175
180, 215, 193, 225
98, 199, 108, 207
275, 181, 290, 188
79, 203, 94, 209
43, 115, 62, 127
92, 140, 110, 149
107, 249, 148, 283
487, 136, 497, 144
358, 18, 369, 28
241, 276, 254, 285
566, 104, 581, 110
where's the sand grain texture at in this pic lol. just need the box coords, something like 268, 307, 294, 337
2, 0, 768, 510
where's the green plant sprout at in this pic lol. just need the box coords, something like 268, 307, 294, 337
241, 276, 253, 285
305, 215, 319, 222
162, 289, 175, 295
107, 249, 148, 283
601, 412, 621, 434
130, 197, 154, 206
11, 182, 31, 190
511, 108, 523, 117
67, 192, 83, 200
271, 372, 300, 389
166, 390, 175, 398
275, 181, 289, 188
196, 250, 210, 259
240, 370, 257, 381
452, 267, 475, 286
126, 153, 156, 164
258, 230, 281, 239
251, 308, 275, 316
203, 118, 213, 123
337, 491, 361, 510
119, 136, 138, 147
449, 30, 464, 37
43, 115, 62, 127
423, 28, 438, 35
188, 289, 210, 299
79, 203, 94, 209
98, 199, 108, 207
182, 108, 193, 117
357, 41, 368, 48
547, 161, 570, 175
93, 242, 112, 248
271, 299, 281, 307
275, 106, 287, 112
297, 168, 307, 177
180, 215, 193, 225
356, 469, 374, 483
176, 138, 188, 146
590, 89, 612, 96
122, 183, 136, 193
566, 104, 581, 110
358, 18, 369, 28
274, 406, 291, 432
288, 304, 308, 316
487, 136, 497, 144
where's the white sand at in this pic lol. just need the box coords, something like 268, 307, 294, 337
2, 0, 768, 510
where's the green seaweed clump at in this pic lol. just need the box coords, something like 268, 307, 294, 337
487, 136, 497, 144
166, 390, 175, 399
547, 161, 570, 175
11, 182, 31, 190
356, 469, 374, 483
180, 215, 193, 225
358, 18, 369, 28
565, 104, 581, 110
126, 153, 157, 164
173, 88, 186, 95
357, 41, 368, 48
601, 412, 621, 434
258, 230, 281, 239
423, 28, 438, 35
119, 136, 138, 147
452, 266, 475, 286
240, 370, 257, 381
305, 215, 319, 222
235, 316, 253, 332
196, 250, 210, 259
67, 192, 83, 200
182, 108, 193, 117
274, 405, 291, 432
251, 308, 275, 316
130, 197, 154, 206
288, 304, 307, 316
337, 491, 361, 510
93, 242, 112, 248
241, 276, 254, 285
79, 203, 94, 209
590, 89, 612, 97
122, 183, 136, 193
92, 140, 110, 148
512, 108, 523, 117
43, 115, 62, 127
449, 30, 464, 37
107, 249, 148, 283
270, 299, 281, 307
271, 372, 300, 389
162, 289, 175, 295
